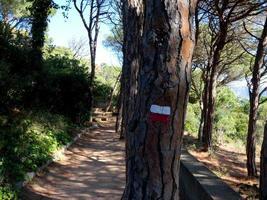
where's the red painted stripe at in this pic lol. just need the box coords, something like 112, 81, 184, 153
149, 113, 169, 123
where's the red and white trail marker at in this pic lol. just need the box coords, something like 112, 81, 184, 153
149, 105, 171, 123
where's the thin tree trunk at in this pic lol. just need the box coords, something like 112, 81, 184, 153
246, 16, 267, 177
88, 54, 96, 121
247, 92, 259, 177
198, 100, 204, 142
106, 72, 121, 112
201, 70, 210, 143
116, 96, 123, 137
260, 121, 267, 200
115, 75, 123, 138
203, 71, 217, 151
122, 0, 196, 199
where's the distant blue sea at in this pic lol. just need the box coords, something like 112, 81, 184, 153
228, 85, 249, 100
227, 80, 267, 100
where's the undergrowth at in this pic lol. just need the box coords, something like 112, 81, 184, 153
0, 109, 74, 199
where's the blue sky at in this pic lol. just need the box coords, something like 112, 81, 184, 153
47, 1, 267, 100
47, 0, 120, 66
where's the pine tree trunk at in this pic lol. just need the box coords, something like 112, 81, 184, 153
247, 92, 259, 177
116, 78, 123, 138
260, 121, 267, 200
203, 71, 217, 151
200, 17, 228, 151
122, 0, 196, 199
198, 101, 204, 142
246, 16, 267, 177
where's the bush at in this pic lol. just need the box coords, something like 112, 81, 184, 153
31, 52, 91, 121
0, 186, 17, 200
185, 103, 200, 136
0, 110, 72, 184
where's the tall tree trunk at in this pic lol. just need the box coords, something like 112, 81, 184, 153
198, 100, 204, 142
247, 89, 259, 177
260, 121, 267, 200
122, 0, 196, 199
201, 19, 228, 151
89, 39, 98, 120
203, 71, 217, 150
120, 0, 143, 142
88, 53, 95, 121
246, 16, 267, 177
116, 75, 123, 138
30, 0, 52, 71
201, 69, 210, 143
116, 93, 123, 138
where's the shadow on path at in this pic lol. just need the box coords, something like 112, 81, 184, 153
21, 126, 125, 200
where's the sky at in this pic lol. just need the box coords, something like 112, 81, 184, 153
47, 1, 267, 100
47, 3, 250, 99
228, 80, 249, 99
47, 0, 120, 66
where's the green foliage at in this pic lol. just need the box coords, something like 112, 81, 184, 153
29, 0, 55, 66
0, 0, 31, 22
185, 103, 200, 136
186, 86, 251, 144
96, 64, 121, 85
103, 27, 123, 61
0, 186, 17, 200
214, 87, 248, 143
0, 110, 72, 184
93, 80, 112, 105
95, 64, 121, 106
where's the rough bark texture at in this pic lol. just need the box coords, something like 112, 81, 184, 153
247, 16, 267, 177
120, 0, 144, 145
122, 0, 196, 199
260, 121, 267, 200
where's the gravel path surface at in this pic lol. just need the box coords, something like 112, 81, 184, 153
21, 126, 125, 200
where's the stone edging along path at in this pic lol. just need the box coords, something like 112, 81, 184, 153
15, 125, 97, 189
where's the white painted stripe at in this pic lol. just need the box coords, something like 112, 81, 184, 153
150, 105, 162, 114
150, 105, 171, 115
162, 106, 171, 115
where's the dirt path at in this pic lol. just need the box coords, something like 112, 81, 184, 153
21, 126, 125, 200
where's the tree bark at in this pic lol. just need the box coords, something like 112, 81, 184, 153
203, 70, 217, 150
115, 75, 123, 138
198, 99, 204, 142
260, 121, 267, 200
122, 0, 196, 199
247, 89, 259, 177
246, 16, 267, 177
201, 17, 228, 151
120, 0, 144, 141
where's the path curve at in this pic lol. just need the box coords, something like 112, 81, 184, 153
21, 126, 125, 200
